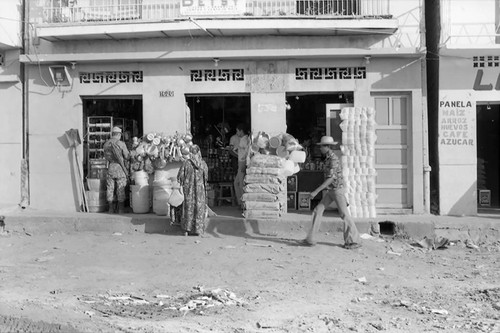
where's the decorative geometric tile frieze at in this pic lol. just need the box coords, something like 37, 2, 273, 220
190, 69, 244, 82
79, 71, 143, 84
473, 56, 500, 68
295, 67, 366, 80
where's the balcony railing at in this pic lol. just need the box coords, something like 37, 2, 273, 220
41, 0, 391, 24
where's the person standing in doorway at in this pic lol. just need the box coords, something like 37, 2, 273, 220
300, 136, 361, 249
103, 127, 130, 214
230, 123, 250, 209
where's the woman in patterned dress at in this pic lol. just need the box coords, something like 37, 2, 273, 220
177, 145, 208, 236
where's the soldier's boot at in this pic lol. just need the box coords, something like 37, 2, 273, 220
117, 202, 126, 214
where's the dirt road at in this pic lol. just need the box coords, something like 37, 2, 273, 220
0, 225, 499, 333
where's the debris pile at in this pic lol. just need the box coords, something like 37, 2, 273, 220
79, 287, 246, 319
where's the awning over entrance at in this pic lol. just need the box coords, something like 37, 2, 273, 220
36, 18, 398, 42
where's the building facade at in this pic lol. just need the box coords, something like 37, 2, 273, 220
0, 0, 24, 208
437, 0, 500, 215
18, 0, 428, 213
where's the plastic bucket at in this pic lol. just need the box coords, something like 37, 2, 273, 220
282, 160, 295, 177
276, 146, 289, 158
86, 190, 108, 213
153, 185, 172, 216
269, 136, 282, 149
168, 188, 184, 207
88, 204, 108, 213
154, 170, 170, 182
87, 178, 106, 192
130, 184, 150, 214
87, 190, 107, 205
289, 150, 306, 163
132, 171, 149, 186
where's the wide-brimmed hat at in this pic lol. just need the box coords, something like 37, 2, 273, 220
316, 136, 338, 146
112, 126, 122, 133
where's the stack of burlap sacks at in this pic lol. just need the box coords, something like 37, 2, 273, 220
242, 154, 286, 219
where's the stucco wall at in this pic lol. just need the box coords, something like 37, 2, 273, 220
26, 55, 424, 212
0, 49, 22, 208
438, 50, 500, 215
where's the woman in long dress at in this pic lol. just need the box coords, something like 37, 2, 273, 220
177, 145, 208, 235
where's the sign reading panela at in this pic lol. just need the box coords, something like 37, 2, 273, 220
439, 100, 473, 146
181, 0, 246, 16
438, 94, 476, 164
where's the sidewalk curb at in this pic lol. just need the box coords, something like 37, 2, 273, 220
3, 212, 436, 240
2, 207, 500, 243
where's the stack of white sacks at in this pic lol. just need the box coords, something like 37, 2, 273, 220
241, 132, 306, 220
242, 154, 285, 219
339, 107, 377, 218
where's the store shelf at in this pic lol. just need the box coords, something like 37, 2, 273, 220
202, 147, 235, 183
86, 116, 113, 177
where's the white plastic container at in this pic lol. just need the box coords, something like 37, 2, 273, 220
132, 171, 149, 186
130, 184, 150, 214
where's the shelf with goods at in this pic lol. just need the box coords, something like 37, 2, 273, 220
86, 116, 112, 179
85, 116, 139, 178
194, 135, 234, 183
203, 147, 236, 183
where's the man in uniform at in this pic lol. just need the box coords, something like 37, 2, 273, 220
103, 127, 130, 214
301, 136, 361, 249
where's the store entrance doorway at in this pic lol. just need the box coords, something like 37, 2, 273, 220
477, 103, 500, 211
285, 92, 353, 157
185, 94, 251, 187
186, 94, 251, 149
82, 96, 143, 178
285, 92, 353, 209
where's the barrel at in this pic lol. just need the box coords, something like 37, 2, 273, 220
87, 178, 107, 192
86, 190, 108, 213
152, 185, 172, 216
132, 171, 149, 186
130, 185, 150, 214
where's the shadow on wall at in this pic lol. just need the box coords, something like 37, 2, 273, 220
57, 133, 81, 212
371, 58, 422, 90
446, 181, 478, 216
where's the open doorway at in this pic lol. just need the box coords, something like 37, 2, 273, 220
285, 92, 353, 158
285, 92, 353, 209
186, 94, 251, 148
477, 103, 500, 210
186, 94, 251, 184
82, 96, 143, 178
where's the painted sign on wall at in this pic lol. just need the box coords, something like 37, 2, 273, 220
472, 55, 499, 91
438, 92, 476, 164
180, 0, 246, 16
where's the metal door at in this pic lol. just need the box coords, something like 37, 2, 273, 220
373, 95, 411, 208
